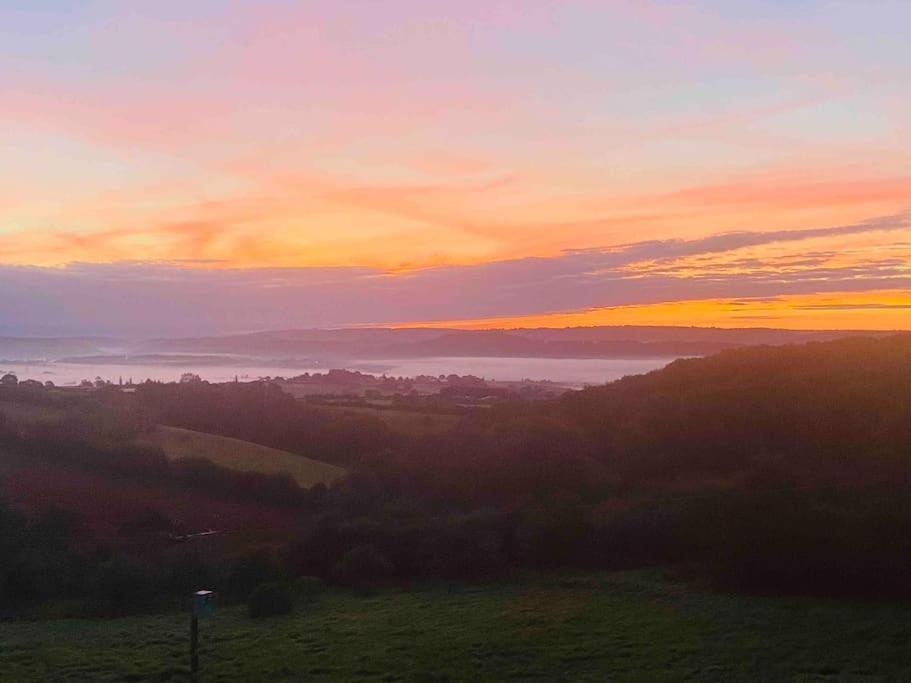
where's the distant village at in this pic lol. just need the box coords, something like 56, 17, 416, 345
0, 367, 575, 407
276, 368, 573, 405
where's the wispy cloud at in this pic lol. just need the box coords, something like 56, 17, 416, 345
2, 0, 911, 334
1, 212, 909, 335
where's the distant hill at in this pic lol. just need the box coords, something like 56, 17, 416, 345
2, 326, 906, 367
0, 337, 112, 361
136, 326, 905, 361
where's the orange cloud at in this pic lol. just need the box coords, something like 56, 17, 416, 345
2, 0, 910, 337
406, 290, 911, 331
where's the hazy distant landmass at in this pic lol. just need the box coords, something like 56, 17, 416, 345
0, 337, 115, 362
1, 326, 904, 365
137, 326, 903, 360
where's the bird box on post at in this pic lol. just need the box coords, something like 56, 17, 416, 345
193, 590, 216, 618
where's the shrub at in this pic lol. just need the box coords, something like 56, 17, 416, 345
224, 549, 286, 601
332, 544, 393, 587
247, 581, 294, 618
293, 575, 326, 601
86, 558, 161, 616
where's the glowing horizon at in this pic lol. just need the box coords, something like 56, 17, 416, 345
2, 1, 910, 333
397, 290, 911, 332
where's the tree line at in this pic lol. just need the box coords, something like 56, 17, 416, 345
3, 334, 911, 614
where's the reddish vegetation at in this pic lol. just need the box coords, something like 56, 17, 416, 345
2, 463, 300, 547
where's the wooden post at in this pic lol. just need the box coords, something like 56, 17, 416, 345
190, 614, 199, 681
190, 589, 214, 680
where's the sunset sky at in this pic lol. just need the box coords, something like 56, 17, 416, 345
2, 1, 910, 335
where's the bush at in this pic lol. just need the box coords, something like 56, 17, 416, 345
247, 582, 294, 618
224, 549, 287, 601
332, 544, 393, 587
293, 575, 326, 601
86, 558, 161, 616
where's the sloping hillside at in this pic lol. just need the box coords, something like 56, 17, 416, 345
554, 334, 911, 484
147, 425, 346, 488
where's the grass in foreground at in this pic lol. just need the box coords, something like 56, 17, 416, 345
147, 425, 346, 488
2, 571, 911, 681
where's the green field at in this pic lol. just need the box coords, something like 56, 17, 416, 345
3, 572, 910, 681
148, 425, 346, 488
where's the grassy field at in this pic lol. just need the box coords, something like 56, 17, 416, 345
147, 425, 346, 488
0, 398, 68, 422
3, 571, 911, 681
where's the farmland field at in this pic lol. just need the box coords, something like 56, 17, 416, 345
0, 398, 69, 422
147, 425, 346, 488
3, 571, 910, 681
